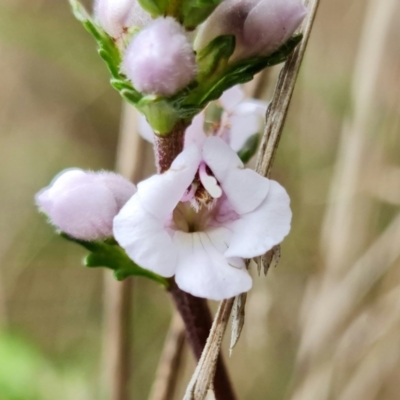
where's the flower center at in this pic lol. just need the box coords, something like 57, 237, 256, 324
172, 163, 223, 233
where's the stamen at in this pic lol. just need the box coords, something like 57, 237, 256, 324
198, 162, 222, 199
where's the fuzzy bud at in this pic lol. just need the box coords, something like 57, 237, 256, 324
36, 169, 136, 241
122, 17, 197, 96
196, 0, 307, 60
94, 0, 151, 38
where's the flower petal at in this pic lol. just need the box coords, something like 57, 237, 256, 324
203, 136, 243, 179
219, 85, 245, 112
225, 180, 292, 258
184, 113, 207, 149
203, 137, 269, 214
137, 144, 202, 220
228, 99, 266, 152
113, 195, 178, 277
174, 230, 252, 300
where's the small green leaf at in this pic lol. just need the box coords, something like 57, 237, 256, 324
237, 133, 260, 163
69, 0, 144, 106
61, 234, 169, 287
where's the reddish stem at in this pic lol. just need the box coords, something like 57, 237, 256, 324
168, 282, 237, 400
153, 121, 187, 173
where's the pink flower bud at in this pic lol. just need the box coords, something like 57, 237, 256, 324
196, 0, 307, 60
122, 17, 197, 96
36, 169, 136, 241
94, 0, 151, 38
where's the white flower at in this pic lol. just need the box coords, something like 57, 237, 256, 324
185, 86, 267, 152
113, 137, 291, 300
138, 85, 267, 153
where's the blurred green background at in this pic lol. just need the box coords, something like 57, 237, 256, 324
0, 0, 399, 399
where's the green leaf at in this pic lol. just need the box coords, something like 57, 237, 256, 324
237, 133, 260, 163
69, 0, 122, 78
61, 234, 169, 287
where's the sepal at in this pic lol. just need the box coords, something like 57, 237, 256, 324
61, 233, 169, 287
138, 0, 168, 17
180, 0, 224, 30
237, 133, 260, 163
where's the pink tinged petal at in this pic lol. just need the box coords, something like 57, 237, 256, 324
35, 169, 136, 241
228, 99, 266, 151
194, 0, 256, 52
225, 180, 292, 258
94, 0, 150, 38
138, 114, 155, 143
203, 137, 269, 214
202, 136, 243, 179
173, 230, 252, 300
137, 145, 202, 220
181, 183, 197, 202
94, 172, 136, 209
219, 86, 245, 112
113, 195, 178, 277
35, 169, 92, 215
244, 0, 307, 56
51, 184, 118, 240
184, 113, 207, 149
122, 17, 197, 96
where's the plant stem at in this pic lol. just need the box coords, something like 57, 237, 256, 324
168, 282, 237, 400
154, 121, 188, 173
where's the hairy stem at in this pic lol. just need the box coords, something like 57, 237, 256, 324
154, 121, 187, 173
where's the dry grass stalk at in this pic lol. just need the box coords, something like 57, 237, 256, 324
183, 0, 321, 398
148, 313, 186, 400
298, 212, 400, 358
183, 298, 235, 400
320, 0, 398, 276
288, 2, 399, 398
102, 103, 147, 400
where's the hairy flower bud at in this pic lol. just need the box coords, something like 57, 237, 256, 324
94, 0, 151, 38
122, 17, 197, 96
196, 0, 307, 60
36, 169, 136, 241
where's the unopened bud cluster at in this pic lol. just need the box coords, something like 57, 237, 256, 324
196, 0, 308, 61
93, 0, 306, 97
